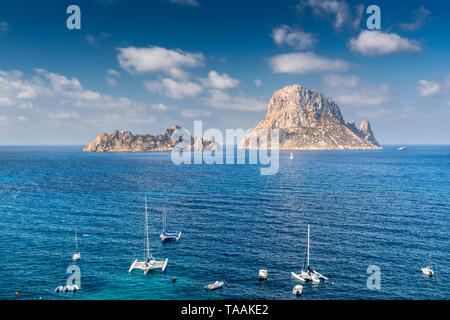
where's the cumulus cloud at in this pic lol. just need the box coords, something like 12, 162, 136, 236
168, 0, 199, 7
0, 68, 154, 126
270, 52, 349, 74
145, 78, 203, 99
399, 6, 431, 32
418, 80, 440, 97
203, 89, 266, 112
324, 74, 390, 106
298, 0, 362, 30
271, 25, 317, 50
349, 30, 421, 56
181, 109, 211, 118
117, 46, 204, 78
151, 103, 170, 111
201, 70, 240, 89
106, 69, 120, 87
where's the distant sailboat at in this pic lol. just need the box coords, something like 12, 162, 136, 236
291, 225, 327, 284
129, 196, 168, 274
290, 152, 294, 160
72, 229, 81, 261
160, 206, 181, 242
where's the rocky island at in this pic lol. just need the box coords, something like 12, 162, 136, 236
83, 125, 216, 152
239, 84, 382, 150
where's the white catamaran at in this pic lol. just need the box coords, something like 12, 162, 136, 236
291, 224, 328, 284
72, 228, 81, 261
160, 206, 181, 242
129, 196, 168, 274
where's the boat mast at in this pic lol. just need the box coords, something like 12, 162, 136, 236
307, 224, 310, 268
145, 196, 150, 259
163, 206, 166, 232
75, 228, 78, 252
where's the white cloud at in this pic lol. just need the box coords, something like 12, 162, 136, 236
324, 73, 360, 89
298, 0, 361, 30
106, 69, 120, 87
201, 70, 240, 89
108, 69, 120, 76
151, 103, 170, 111
117, 46, 204, 78
86, 32, 110, 45
349, 30, 421, 56
48, 110, 81, 120
203, 89, 266, 112
0, 69, 154, 127
324, 74, 390, 106
254, 79, 262, 87
399, 6, 431, 32
418, 80, 440, 97
181, 109, 211, 118
145, 78, 203, 99
270, 52, 349, 74
168, 0, 199, 7
271, 25, 317, 50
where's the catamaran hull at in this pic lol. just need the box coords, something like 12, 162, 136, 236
160, 231, 181, 242
129, 258, 169, 274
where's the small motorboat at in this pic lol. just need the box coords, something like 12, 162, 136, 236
72, 229, 81, 261
421, 266, 434, 276
292, 284, 303, 296
398, 146, 407, 151
55, 286, 64, 293
258, 269, 268, 281
205, 281, 224, 290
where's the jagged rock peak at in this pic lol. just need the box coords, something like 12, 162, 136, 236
239, 84, 382, 150
83, 125, 217, 152
260, 84, 344, 129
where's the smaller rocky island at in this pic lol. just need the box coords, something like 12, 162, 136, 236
83, 125, 216, 152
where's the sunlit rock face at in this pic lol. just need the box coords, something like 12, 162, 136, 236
239, 84, 382, 150
83, 125, 217, 152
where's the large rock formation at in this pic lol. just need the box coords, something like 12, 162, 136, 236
83, 125, 217, 152
239, 84, 381, 150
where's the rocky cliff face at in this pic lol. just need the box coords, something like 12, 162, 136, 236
83, 125, 217, 152
239, 84, 381, 150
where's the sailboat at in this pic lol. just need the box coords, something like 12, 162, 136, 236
72, 228, 81, 261
291, 225, 327, 284
129, 196, 168, 274
160, 206, 181, 242
290, 152, 294, 160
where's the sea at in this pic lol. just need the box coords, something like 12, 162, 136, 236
0, 145, 448, 300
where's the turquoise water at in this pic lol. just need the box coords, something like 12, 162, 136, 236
0, 146, 448, 300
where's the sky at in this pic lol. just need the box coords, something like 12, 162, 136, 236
0, 0, 449, 145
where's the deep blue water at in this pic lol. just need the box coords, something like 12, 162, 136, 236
0, 146, 448, 300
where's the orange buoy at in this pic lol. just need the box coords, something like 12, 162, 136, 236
15, 292, 19, 296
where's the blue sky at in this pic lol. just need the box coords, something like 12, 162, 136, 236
0, 0, 449, 144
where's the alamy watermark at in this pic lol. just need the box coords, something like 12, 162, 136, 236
367, 265, 381, 290
170, 121, 279, 175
